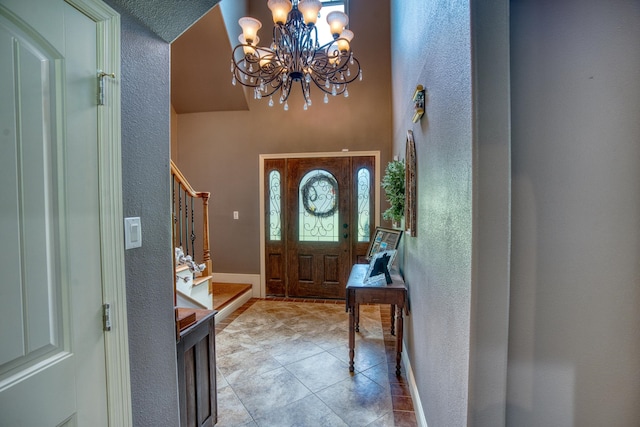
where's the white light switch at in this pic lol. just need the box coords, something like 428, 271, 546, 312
124, 217, 142, 249
233, 211, 239, 220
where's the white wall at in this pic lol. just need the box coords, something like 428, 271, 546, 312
508, 0, 640, 425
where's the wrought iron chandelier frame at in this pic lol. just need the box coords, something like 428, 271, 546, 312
231, 1, 362, 110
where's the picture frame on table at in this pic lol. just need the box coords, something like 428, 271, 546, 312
364, 249, 398, 285
366, 226, 403, 261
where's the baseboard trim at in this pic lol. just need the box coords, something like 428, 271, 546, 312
402, 342, 428, 427
212, 273, 261, 298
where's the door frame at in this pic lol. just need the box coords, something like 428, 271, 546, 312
69, 0, 132, 424
259, 151, 380, 298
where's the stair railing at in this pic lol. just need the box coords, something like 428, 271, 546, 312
170, 160, 212, 281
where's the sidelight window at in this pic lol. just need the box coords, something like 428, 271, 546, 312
356, 168, 371, 242
268, 170, 282, 241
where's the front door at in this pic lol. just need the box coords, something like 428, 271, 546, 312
264, 155, 375, 298
0, 2, 112, 425
287, 157, 351, 298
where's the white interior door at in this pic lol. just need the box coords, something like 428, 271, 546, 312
0, 1, 109, 425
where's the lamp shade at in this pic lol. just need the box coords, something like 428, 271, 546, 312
267, 0, 292, 24
326, 10, 348, 37
337, 29, 353, 52
238, 35, 260, 55
238, 17, 262, 44
298, 0, 322, 25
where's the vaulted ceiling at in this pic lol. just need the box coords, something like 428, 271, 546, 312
171, 6, 249, 113
109, 0, 250, 113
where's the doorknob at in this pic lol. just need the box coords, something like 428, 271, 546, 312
343, 233, 349, 238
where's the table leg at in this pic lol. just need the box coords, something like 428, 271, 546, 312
355, 303, 360, 332
349, 306, 355, 372
395, 305, 403, 376
390, 304, 396, 336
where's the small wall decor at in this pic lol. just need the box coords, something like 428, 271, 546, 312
405, 130, 417, 236
412, 85, 425, 123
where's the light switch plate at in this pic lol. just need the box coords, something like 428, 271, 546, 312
124, 217, 142, 249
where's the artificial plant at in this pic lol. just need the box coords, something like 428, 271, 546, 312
381, 159, 405, 224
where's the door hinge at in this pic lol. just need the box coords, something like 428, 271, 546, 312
97, 70, 116, 106
103, 303, 112, 332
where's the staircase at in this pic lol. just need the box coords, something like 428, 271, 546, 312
171, 160, 214, 312
171, 160, 253, 324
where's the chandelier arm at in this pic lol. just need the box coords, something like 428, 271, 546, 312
308, 56, 360, 86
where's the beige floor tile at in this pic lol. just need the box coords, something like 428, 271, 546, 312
214, 385, 253, 427
217, 347, 282, 385
267, 337, 326, 365
231, 366, 313, 420
252, 394, 348, 427
316, 374, 393, 427
285, 351, 352, 392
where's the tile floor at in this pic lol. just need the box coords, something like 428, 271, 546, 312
214, 298, 418, 427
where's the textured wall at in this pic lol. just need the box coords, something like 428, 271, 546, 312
108, 0, 220, 42
390, 1, 473, 425
105, 3, 181, 425
176, 0, 393, 275
508, 0, 640, 425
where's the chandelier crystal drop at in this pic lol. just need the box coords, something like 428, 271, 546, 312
230, 0, 362, 110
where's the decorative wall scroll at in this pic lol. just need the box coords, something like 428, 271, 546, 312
405, 130, 417, 236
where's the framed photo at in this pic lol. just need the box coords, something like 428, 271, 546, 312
364, 250, 397, 285
366, 226, 403, 261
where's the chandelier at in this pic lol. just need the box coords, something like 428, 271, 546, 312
231, 0, 362, 111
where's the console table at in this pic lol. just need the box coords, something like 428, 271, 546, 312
345, 264, 408, 376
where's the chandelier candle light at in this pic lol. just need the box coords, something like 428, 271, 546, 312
231, 0, 362, 111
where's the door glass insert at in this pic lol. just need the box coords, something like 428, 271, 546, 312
268, 170, 282, 241
356, 167, 371, 242
299, 169, 339, 242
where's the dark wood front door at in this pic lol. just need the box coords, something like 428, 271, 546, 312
264, 155, 375, 299
287, 157, 351, 298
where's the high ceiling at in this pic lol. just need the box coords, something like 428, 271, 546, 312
171, 6, 249, 113
108, 0, 250, 113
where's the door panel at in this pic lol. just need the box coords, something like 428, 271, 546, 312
287, 157, 351, 298
0, 2, 108, 425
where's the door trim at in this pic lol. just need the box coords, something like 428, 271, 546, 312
259, 151, 380, 298
68, 0, 132, 424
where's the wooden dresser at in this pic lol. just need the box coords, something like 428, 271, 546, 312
176, 309, 217, 427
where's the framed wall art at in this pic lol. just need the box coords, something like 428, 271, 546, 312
405, 130, 417, 236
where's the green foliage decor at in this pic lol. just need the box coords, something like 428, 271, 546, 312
381, 159, 405, 224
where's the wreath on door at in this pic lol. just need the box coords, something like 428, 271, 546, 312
301, 174, 338, 218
